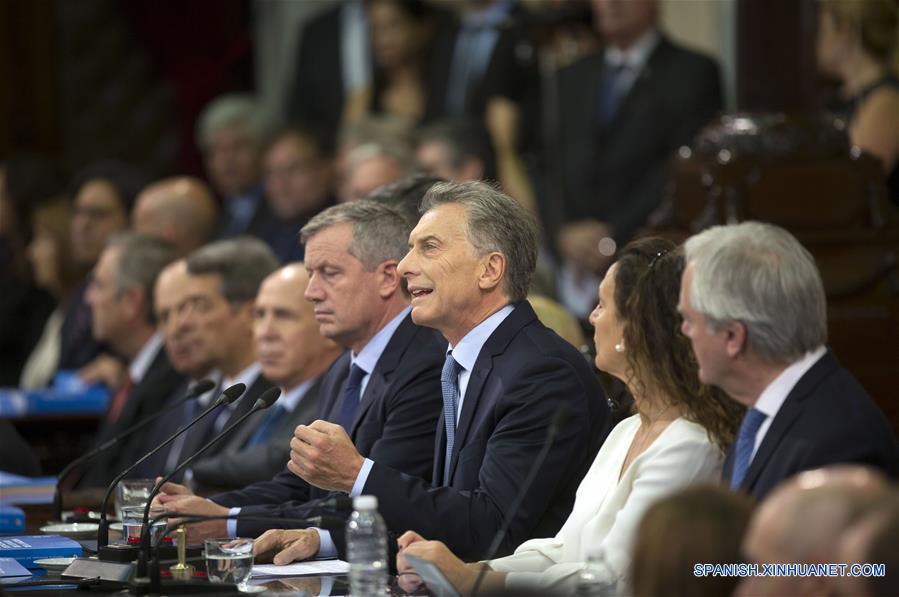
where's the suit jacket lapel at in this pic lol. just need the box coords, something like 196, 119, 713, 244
741, 351, 838, 490
446, 302, 538, 483
350, 314, 416, 437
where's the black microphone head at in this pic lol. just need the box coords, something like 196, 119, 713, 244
219, 382, 247, 405
189, 379, 215, 397
253, 387, 281, 410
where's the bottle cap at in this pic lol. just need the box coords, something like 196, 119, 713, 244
353, 495, 378, 510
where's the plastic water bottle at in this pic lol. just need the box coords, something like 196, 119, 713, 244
346, 495, 388, 596
574, 546, 618, 596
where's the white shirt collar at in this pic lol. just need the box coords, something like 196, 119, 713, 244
129, 332, 164, 383
448, 304, 515, 373
604, 29, 660, 72
223, 362, 263, 395
753, 346, 827, 418
351, 306, 411, 376
278, 378, 316, 413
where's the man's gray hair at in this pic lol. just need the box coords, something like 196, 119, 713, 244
300, 200, 411, 270
420, 181, 537, 302
683, 221, 827, 364
195, 93, 267, 151
107, 233, 177, 324
185, 237, 279, 303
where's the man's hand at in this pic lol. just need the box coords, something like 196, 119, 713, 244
396, 530, 428, 576
159, 495, 229, 544
78, 355, 126, 389
558, 219, 615, 274
150, 480, 194, 510
287, 420, 364, 493
253, 529, 321, 565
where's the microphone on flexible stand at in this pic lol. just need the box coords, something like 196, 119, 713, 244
95, 382, 247, 550
469, 407, 570, 597
52, 379, 216, 521
135, 387, 282, 578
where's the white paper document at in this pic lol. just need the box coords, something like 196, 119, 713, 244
251, 559, 350, 577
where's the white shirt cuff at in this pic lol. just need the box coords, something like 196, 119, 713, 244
316, 528, 337, 558
350, 458, 375, 497
227, 507, 241, 538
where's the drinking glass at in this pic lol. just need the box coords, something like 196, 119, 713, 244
205, 538, 255, 590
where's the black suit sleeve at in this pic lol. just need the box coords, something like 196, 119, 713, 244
356, 357, 597, 561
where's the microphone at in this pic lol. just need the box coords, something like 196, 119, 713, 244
136, 387, 282, 575
95, 382, 247, 549
52, 379, 216, 521
470, 407, 569, 597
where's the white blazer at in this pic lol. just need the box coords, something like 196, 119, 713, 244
488, 415, 724, 593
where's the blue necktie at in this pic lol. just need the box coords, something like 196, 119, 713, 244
441, 352, 463, 485
730, 408, 767, 489
245, 403, 287, 449
597, 64, 628, 127
336, 364, 366, 433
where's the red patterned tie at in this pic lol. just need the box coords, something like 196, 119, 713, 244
107, 375, 134, 424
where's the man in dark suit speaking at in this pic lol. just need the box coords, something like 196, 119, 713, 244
272, 181, 608, 563
678, 222, 899, 500
157, 201, 445, 549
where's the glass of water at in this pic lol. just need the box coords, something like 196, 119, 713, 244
116, 478, 155, 520
121, 505, 166, 545
205, 538, 255, 590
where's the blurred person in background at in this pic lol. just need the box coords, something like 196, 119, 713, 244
552, 0, 722, 319
65, 161, 150, 379
817, 0, 899, 203
131, 176, 219, 256
630, 485, 753, 597
20, 195, 86, 389
0, 158, 64, 386
257, 127, 336, 262
190, 264, 343, 490
196, 93, 268, 239
836, 491, 899, 597
338, 139, 416, 202
78, 233, 182, 487
342, 0, 443, 126
413, 118, 496, 182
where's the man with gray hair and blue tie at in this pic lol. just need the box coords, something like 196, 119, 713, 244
677, 221, 899, 499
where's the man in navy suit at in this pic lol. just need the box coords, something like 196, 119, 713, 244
553, 0, 722, 317
157, 201, 445, 548
678, 222, 899, 500
277, 181, 608, 563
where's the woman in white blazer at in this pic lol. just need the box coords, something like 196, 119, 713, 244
398, 238, 745, 595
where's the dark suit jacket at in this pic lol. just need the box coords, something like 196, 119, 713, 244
284, 5, 346, 147
723, 350, 899, 500
79, 345, 185, 487
191, 377, 325, 491
551, 37, 722, 245
210, 313, 446, 537
362, 302, 609, 561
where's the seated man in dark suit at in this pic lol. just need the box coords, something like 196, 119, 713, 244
678, 222, 899, 499
78, 233, 183, 487
261, 181, 608, 563
129, 239, 281, 482
156, 201, 445, 548
190, 264, 343, 490
553, 0, 722, 317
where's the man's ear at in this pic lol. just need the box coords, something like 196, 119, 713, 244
122, 287, 146, 323
478, 252, 505, 292
724, 321, 748, 359
377, 261, 401, 299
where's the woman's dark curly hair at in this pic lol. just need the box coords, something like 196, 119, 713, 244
613, 237, 744, 452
